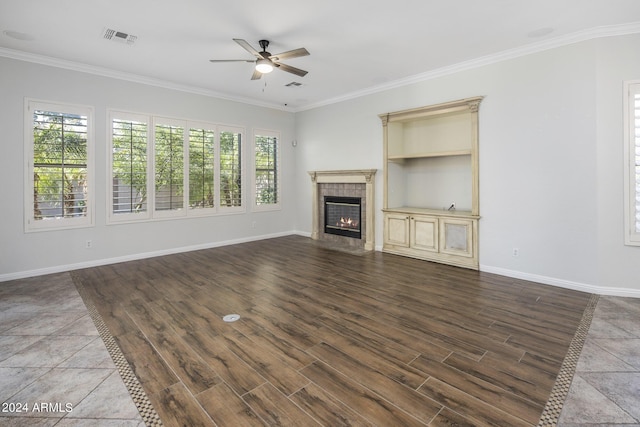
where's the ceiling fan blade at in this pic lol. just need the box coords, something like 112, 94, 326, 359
275, 62, 308, 77
270, 47, 309, 61
233, 38, 262, 58
209, 59, 255, 63
251, 69, 262, 80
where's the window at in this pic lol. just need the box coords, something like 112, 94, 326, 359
110, 113, 149, 222
25, 100, 94, 231
108, 111, 246, 222
254, 130, 280, 210
154, 119, 186, 215
624, 81, 640, 245
219, 128, 243, 209
189, 125, 216, 211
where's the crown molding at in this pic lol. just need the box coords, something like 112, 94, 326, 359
2, 21, 639, 113
0, 47, 292, 112
296, 21, 640, 112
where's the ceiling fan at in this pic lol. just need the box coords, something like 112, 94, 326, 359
210, 39, 309, 80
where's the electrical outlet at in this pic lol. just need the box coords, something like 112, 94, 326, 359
512, 247, 519, 257
86, 240, 92, 249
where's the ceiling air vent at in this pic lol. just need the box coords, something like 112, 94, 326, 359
102, 28, 137, 45
285, 82, 302, 87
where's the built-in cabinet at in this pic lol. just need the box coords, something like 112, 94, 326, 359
380, 97, 482, 270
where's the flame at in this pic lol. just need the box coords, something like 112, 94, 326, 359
337, 217, 359, 228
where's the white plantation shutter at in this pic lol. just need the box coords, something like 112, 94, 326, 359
254, 130, 280, 210
111, 116, 149, 216
108, 111, 248, 220
188, 126, 216, 210
108, 112, 152, 223
219, 127, 243, 209
154, 119, 186, 214
625, 81, 640, 245
25, 100, 94, 231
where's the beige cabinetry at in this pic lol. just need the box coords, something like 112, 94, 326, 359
439, 216, 475, 258
380, 97, 482, 270
410, 214, 438, 252
384, 212, 410, 247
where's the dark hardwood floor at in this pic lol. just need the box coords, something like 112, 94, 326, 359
71, 235, 592, 426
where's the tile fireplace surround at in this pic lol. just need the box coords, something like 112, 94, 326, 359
308, 169, 377, 251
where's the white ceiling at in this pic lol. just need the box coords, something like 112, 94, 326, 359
2, 0, 640, 111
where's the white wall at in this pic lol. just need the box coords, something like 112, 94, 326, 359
594, 35, 640, 294
3, 34, 639, 295
0, 57, 297, 279
294, 34, 640, 295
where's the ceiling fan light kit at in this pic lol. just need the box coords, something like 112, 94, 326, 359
255, 58, 273, 74
210, 38, 309, 80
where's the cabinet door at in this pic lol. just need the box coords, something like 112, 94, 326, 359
439, 218, 474, 258
384, 213, 410, 247
410, 215, 438, 252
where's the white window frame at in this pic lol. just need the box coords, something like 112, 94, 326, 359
107, 109, 246, 222
252, 129, 281, 212
152, 117, 188, 220
187, 120, 218, 217
624, 80, 640, 246
218, 125, 245, 214
24, 98, 95, 232
107, 110, 152, 224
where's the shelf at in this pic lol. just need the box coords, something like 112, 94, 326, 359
383, 206, 480, 219
387, 149, 471, 161
381, 96, 482, 270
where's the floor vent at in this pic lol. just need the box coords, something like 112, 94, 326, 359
222, 314, 240, 323
102, 28, 137, 45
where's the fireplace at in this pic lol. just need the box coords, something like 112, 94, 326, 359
324, 196, 362, 239
309, 169, 377, 251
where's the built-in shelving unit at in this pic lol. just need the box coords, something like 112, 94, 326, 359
380, 96, 482, 270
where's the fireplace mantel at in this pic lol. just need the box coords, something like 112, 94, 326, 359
308, 169, 376, 251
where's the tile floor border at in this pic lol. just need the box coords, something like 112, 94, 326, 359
71, 272, 163, 427
538, 293, 600, 427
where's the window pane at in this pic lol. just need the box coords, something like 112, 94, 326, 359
220, 130, 242, 207
33, 110, 88, 220
189, 128, 215, 209
112, 119, 148, 214
255, 134, 278, 205
155, 123, 184, 211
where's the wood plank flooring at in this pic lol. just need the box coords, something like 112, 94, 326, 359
71, 235, 592, 426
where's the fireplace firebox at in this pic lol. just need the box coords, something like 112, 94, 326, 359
324, 196, 362, 239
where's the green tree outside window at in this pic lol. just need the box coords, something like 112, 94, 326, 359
33, 110, 88, 220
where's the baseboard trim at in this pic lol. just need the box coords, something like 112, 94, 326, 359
4, 236, 639, 298
0, 231, 294, 282
293, 230, 312, 238
480, 264, 640, 298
